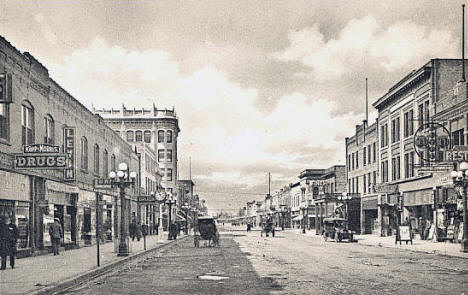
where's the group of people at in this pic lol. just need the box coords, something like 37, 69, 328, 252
129, 219, 150, 241
0, 216, 18, 270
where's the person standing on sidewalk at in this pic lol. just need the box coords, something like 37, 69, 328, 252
1, 216, 10, 270
49, 218, 62, 255
136, 221, 142, 242
1, 217, 18, 270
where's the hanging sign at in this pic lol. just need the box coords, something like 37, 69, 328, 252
23, 144, 60, 154
93, 179, 113, 190
63, 127, 76, 181
14, 154, 68, 169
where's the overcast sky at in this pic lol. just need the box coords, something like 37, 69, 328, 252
1, 1, 462, 214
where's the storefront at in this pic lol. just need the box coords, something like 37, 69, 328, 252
378, 193, 399, 237
76, 189, 97, 245
45, 180, 79, 246
402, 189, 434, 239
0, 170, 31, 250
434, 187, 464, 242
361, 196, 379, 235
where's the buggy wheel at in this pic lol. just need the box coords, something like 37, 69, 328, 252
337, 233, 342, 242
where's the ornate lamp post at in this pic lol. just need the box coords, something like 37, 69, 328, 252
182, 202, 190, 235
450, 162, 468, 253
109, 162, 137, 257
300, 202, 307, 234
166, 192, 177, 240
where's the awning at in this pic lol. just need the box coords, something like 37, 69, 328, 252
292, 215, 303, 221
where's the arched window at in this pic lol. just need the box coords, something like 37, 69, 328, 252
166, 130, 173, 143
94, 144, 100, 175
103, 149, 108, 177
135, 130, 143, 142
111, 154, 116, 171
44, 114, 54, 144
158, 130, 164, 143
81, 137, 88, 171
126, 130, 134, 142
21, 101, 35, 146
144, 130, 151, 143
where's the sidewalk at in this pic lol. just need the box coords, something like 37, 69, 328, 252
287, 228, 468, 259
0, 234, 183, 295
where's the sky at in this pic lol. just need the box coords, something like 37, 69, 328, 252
0, 0, 463, 214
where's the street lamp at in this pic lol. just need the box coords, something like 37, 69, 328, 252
109, 162, 137, 256
182, 202, 190, 235
450, 162, 468, 253
165, 192, 177, 240
300, 202, 307, 234
279, 205, 287, 230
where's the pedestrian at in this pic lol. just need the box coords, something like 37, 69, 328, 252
1, 216, 12, 270
136, 221, 142, 242
129, 219, 137, 241
6, 217, 18, 269
49, 218, 62, 256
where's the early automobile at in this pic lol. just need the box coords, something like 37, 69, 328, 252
260, 216, 275, 237
322, 217, 355, 242
194, 216, 220, 247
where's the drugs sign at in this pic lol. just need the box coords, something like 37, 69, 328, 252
15, 154, 68, 169
414, 122, 451, 163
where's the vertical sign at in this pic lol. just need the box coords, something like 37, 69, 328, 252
63, 127, 76, 181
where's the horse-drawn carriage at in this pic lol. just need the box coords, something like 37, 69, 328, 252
194, 216, 220, 247
260, 216, 275, 237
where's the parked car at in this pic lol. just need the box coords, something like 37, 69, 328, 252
323, 217, 355, 242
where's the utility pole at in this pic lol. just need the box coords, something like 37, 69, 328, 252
463, 4, 466, 82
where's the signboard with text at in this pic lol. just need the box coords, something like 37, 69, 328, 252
397, 225, 413, 244
93, 179, 113, 190
23, 144, 60, 154
14, 154, 68, 169
63, 127, 76, 181
138, 195, 157, 205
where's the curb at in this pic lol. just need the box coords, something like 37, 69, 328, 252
28, 235, 189, 295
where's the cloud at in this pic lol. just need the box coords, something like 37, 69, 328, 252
48, 37, 355, 191
273, 15, 457, 81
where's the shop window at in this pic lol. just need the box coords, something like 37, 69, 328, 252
167, 130, 173, 143
94, 144, 100, 175
144, 130, 151, 143
0, 103, 9, 141
158, 130, 164, 143
135, 130, 143, 142
126, 130, 134, 142
21, 101, 35, 146
167, 149, 172, 162
81, 137, 88, 171
158, 149, 165, 162
44, 114, 54, 144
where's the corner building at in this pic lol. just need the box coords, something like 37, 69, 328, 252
0, 36, 139, 254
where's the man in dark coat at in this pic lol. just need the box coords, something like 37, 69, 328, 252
129, 219, 137, 241
49, 218, 62, 255
136, 221, 142, 241
1, 217, 19, 269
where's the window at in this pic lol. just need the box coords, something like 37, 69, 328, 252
381, 124, 388, 147
126, 131, 134, 142
81, 137, 88, 171
363, 174, 367, 193
452, 129, 465, 146
0, 103, 9, 140
404, 110, 414, 137
404, 152, 415, 178
424, 101, 430, 123
348, 155, 351, 171
167, 168, 173, 181
135, 130, 143, 142
44, 114, 54, 144
111, 154, 116, 171
391, 117, 400, 143
392, 156, 400, 181
167, 130, 173, 143
368, 144, 371, 164
144, 130, 151, 143
355, 176, 359, 193
103, 149, 108, 177
94, 144, 100, 175
418, 103, 424, 128
158, 130, 164, 143
373, 142, 376, 162
348, 179, 351, 193
368, 172, 371, 192
373, 171, 376, 185
356, 151, 359, 169
352, 153, 355, 170
167, 149, 172, 162
363, 147, 367, 166
381, 160, 388, 182
21, 101, 34, 146
158, 149, 165, 162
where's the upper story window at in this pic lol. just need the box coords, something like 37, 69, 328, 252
352, 153, 355, 170
391, 117, 400, 143
166, 168, 173, 181
373, 142, 376, 162
103, 149, 108, 177
0, 103, 9, 141
21, 101, 35, 146
158, 130, 164, 143
44, 114, 54, 144
418, 100, 430, 128
404, 110, 414, 138
367, 144, 371, 164
158, 149, 165, 162
381, 124, 388, 147
167, 130, 173, 143
363, 147, 367, 166
347, 155, 351, 171
355, 151, 359, 169
452, 129, 465, 146
126, 130, 134, 142
81, 137, 88, 171
144, 130, 151, 143
111, 154, 116, 171
94, 144, 100, 175
135, 130, 143, 142
167, 149, 173, 162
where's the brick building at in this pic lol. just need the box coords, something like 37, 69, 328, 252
345, 120, 380, 234
0, 36, 140, 254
